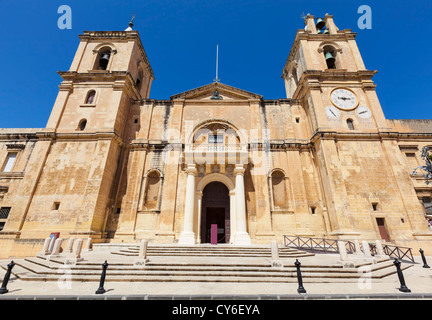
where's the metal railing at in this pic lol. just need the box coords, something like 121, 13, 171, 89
283, 235, 415, 262
369, 243, 415, 263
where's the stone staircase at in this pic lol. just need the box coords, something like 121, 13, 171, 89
0, 244, 413, 284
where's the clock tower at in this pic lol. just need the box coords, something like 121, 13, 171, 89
281, 13, 392, 135
280, 14, 408, 239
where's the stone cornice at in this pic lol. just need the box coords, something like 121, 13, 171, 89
293, 69, 378, 100
54, 131, 124, 145
1, 128, 430, 151
170, 82, 263, 101
57, 71, 141, 100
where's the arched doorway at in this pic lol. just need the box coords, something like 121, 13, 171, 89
201, 182, 230, 243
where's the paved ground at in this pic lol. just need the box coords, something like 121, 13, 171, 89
0, 252, 431, 300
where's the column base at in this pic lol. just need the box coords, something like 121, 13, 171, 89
134, 258, 150, 267
178, 232, 196, 245
232, 232, 251, 246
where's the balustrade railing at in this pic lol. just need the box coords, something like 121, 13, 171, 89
283, 235, 415, 262
189, 144, 244, 152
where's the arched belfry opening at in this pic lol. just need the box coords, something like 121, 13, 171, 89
200, 182, 230, 244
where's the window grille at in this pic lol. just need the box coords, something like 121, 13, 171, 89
0, 207, 11, 219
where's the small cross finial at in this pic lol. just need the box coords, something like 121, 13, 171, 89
125, 13, 135, 31
130, 13, 136, 27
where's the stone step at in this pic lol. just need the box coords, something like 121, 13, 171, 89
5, 256, 408, 284
111, 251, 314, 258
110, 245, 314, 258
22, 257, 362, 274
24, 255, 393, 271
13, 268, 410, 284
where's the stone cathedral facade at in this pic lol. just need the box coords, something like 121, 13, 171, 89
1, 15, 432, 258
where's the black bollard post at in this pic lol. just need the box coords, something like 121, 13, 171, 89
95, 260, 109, 294
0, 261, 15, 294
393, 259, 411, 293
294, 259, 306, 294
419, 249, 430, 268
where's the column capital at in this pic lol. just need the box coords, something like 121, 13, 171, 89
185, 164, 197, 175
233, 164, 246, 176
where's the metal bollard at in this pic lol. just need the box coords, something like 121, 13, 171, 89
0, 261, 15, 294
294, 259, 307, 294
419, 249, 430, 268
393, 259, 411, 293
95, 260, 109, 294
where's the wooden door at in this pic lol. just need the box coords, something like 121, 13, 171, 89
201, 182, 230, 243
376, 218, 390, 242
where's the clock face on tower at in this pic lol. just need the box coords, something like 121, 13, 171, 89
325, 105, 341, 120
330, 88, 358, 111
356, 105, 372, 119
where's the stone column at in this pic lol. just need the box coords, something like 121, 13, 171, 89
65, 238, 84, 265
337, 240, 354, 268
48, 238, 64, 260
354, 240, 363, 255
362, 240, 376, 263
179, 165, 197, 245
65, 238, 75, 253
337, 241, 348, 261
38, 238, 51, 256
134, 239, 150, 266
229, 191, 236, 244
196, 192, 203, 244
73, 239, 84, 259
270, 240, 283, 268
84, 238, 92, 251
375, 240, 387, 258
233, 165, 251, 245
362, 241, 372, 258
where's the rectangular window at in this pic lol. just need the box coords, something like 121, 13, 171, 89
52, 202, 60, 210
405, 152, 419, 170
2, 152, 17, 172
209, 134, 223, 144
0, 207, 11, 219
423, 197, 432, 215
0, 222, 5, 231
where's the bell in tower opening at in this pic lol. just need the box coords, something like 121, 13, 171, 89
99, 51, 111, 70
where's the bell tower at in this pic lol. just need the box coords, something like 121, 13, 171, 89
46, 25, 154, 134
281, 13, 391, 134
281, 14, 396, 239
16, 23, 155, 240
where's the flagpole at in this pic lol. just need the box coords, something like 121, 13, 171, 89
215, 44, 220, 83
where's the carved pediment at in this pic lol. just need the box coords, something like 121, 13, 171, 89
170, 82, 262, 101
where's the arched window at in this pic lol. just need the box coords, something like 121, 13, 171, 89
143, 170, 161, 210
77, 119, 87, 131
271, 170, 288, 209
347, 118, 355, 130
292, 67, 299, 86
136, 70, 143, 91
85, 90, 96, 104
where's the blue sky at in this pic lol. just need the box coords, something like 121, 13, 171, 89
0, 0, 431, 128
